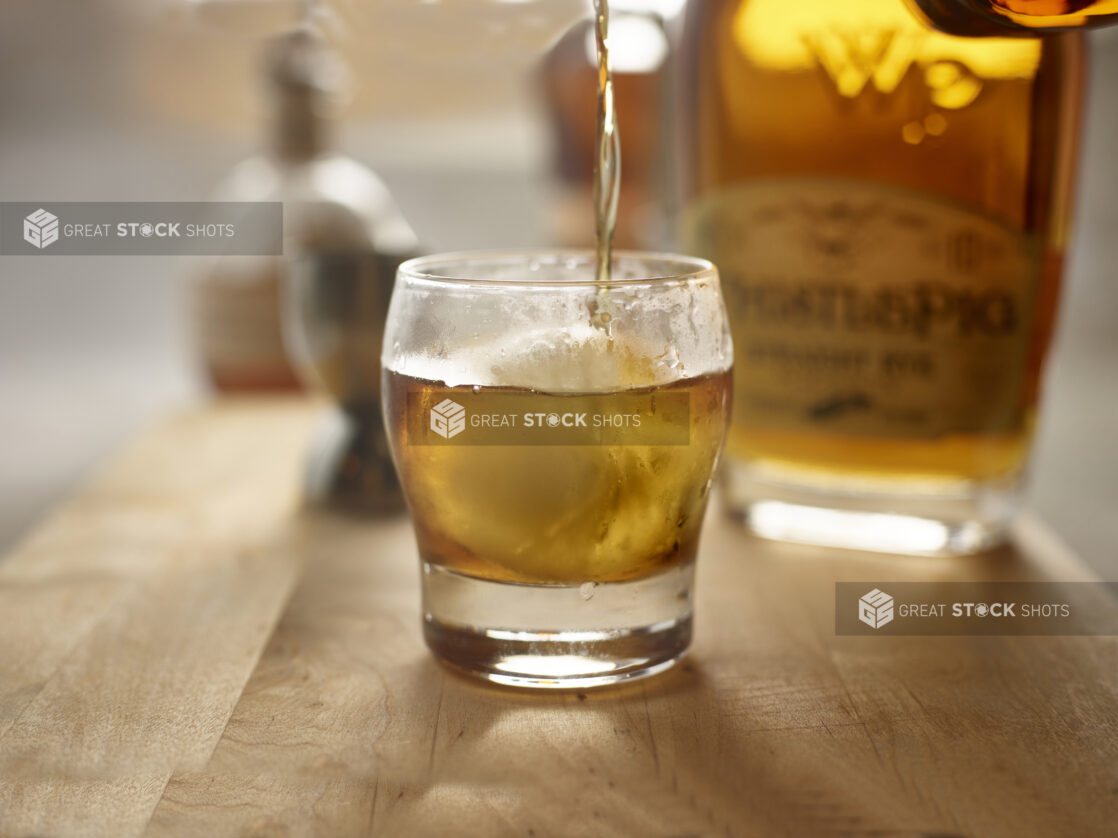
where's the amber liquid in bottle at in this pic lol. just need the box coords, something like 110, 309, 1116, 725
911, 0, 1118, 34
679, 0, 1084, 553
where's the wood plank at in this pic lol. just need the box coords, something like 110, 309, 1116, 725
0, 400, 322, 837
144, 513, 416, 838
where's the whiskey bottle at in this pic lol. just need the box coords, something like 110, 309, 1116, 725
911, 0, 1118, 34
679, 0, 1084, 554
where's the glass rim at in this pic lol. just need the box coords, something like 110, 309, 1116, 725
396, 249, 717, 288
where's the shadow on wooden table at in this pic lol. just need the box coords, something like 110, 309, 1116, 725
356, 513, 1114, 838
142, 505, 1116, 838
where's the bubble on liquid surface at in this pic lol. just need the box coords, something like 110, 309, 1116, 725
655, 346, 683, 373
579, 582, 597, 600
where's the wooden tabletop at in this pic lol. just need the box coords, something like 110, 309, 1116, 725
0, 398, 1114, 838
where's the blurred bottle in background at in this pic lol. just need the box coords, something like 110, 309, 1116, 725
679, 0, 1086, 555
193, 23, 417, 393
910, 0, 1118, 34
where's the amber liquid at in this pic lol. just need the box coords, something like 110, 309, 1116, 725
681, 0, 1083, 483
593, 0, 620, 287
383, 369, 732, 585
912, 0, 1118, 33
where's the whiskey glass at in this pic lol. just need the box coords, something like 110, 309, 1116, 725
382, 251, 732, 688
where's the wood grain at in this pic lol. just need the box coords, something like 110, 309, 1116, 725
145, 510, 1118, 838
2, 399, 1116, 838
0, 401, 321, 837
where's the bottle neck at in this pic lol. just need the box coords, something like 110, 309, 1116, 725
270, 91, 329, 164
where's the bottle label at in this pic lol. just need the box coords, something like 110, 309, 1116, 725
684, 178, 1039, 438
194, 263, 290, 368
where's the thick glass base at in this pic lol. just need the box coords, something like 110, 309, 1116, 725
421, 562, 694, 689
722, 458, 1021, 556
